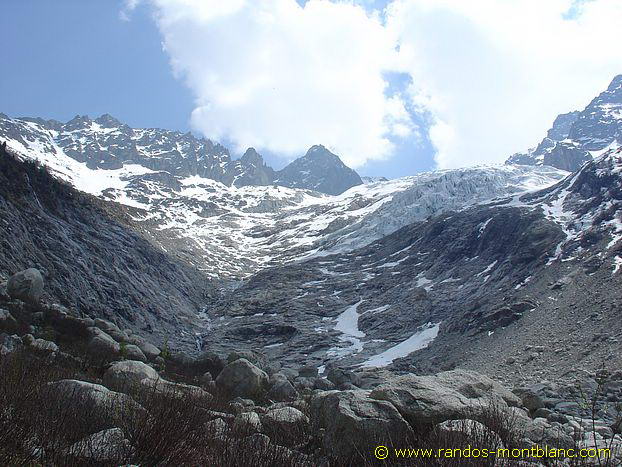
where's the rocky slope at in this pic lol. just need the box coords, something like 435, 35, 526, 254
0, 142, 216, 350
204, 148, 622, 378
0, 116, 567, 280
507, 75, 622, 171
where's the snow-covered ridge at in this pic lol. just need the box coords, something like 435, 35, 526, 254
1, 113, 567, 280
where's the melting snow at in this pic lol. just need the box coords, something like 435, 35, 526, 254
360, 322, 440, 368
327, 300, 365, 358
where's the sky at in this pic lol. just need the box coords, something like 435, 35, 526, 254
2, 0, 621, 178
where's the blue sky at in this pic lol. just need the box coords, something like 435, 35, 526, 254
2, 0, 620, 178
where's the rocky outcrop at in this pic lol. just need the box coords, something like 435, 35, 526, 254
6, 268, 44, 304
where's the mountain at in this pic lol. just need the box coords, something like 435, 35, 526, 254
205, 148, 622, 375
274, 145, 363, 195
0, 114, 362, 195
0, 118, 567, 281
507, 75, 622, 171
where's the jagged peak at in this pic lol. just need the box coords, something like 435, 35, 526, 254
305, 144, 334, 157
607, 74, 622, 92
94, 113, 123, 128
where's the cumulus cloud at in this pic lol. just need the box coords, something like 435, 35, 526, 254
385, 0, 622, 168
126, 0, 622, 170
127, 0, 412, 167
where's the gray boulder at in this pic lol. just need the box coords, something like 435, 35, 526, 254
94, 318, 128, 342
268, 378, 298, 402
326, 366, 361, 388
310, 390, 413, 459
66, 428, 130, 462
233, 411, 263, 434
216, 358, 269, 399
48, 379, 145, 428
370, 369, 521, 428
0, 309, 18, 334
7, 268, 44, 304
127, 335, 161, 361
87, 327, 120, 358
123, 344, 147, 362
436, 419, 505, 448
0, 332, 22, 355
31, 338, 58, 354
102, 360, 159, 392
263, 406, 308, 427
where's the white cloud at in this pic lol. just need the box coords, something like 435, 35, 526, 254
128, 0, 622, 170
385, 0, 622, 168
134, 0, 412, 167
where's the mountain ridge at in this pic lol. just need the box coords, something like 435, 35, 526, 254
507, 74, 622, 171
0, 113, 363, 195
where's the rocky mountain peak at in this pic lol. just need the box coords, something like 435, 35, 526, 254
274, 145, 363, 195
240, 147, 264, 166
94, 113, 123, 128
607, 74, 622, 92
507, 74, 622, 172
64, 114, 92, 131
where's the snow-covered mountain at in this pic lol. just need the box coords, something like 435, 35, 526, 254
507, 75, 622, 171
0, 113, 567, 281
207, 147, 622, 371
0, 113, 361, 195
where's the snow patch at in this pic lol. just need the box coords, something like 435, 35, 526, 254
360, 322, 440, 368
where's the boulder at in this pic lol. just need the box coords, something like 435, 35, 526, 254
87, 327, 120, 358
139, 341, 161, 361
205, 418, 229, 439
313, 378, 336, 391
227, 350, 264, 367
148, 378, 212, 400
123, 344, 147, 362
268, 378, 298, 402
263, 406, 309, 430
514, 388, 545, 413
194, 351, 225, 376
31, 338, 58, 354
370, 369, 521, 428
66, 428, 130, 462
326, 366, 361, 388
0, 309, 18, 334
216, 358, 269, 399
436, 419, 505, 448
95, 319, 128, 342
102, 360, 159, 392
298, 365, 319, 378
310, 390, 413, 460
233, 411, 263, 434
0, 333, 22, 355
7, 268, 44, 304
48, 379, 145, 428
